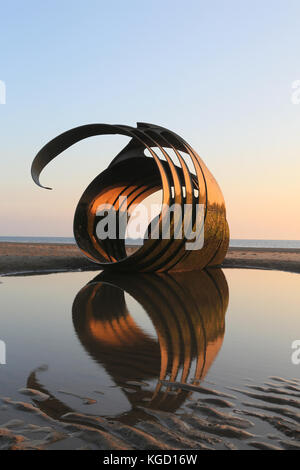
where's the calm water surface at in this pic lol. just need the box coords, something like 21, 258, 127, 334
1, 268, 300, 449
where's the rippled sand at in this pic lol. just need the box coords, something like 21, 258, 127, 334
1, 376, 300, 450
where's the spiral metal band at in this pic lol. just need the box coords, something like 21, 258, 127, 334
31, 122, 229, 272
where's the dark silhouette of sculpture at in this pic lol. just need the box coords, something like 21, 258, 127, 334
31, 123, 229, 272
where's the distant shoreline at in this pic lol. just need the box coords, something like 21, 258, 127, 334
0, 242, 300, 276
1, 237, 300, 250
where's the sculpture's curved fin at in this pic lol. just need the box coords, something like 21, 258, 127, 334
31, 124, 133, 189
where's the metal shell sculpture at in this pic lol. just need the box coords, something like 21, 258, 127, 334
31, 122, 229, 272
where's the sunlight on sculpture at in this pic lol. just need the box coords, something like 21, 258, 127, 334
31, 122, 229, 272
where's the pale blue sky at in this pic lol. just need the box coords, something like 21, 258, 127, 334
1, 0, 299, 238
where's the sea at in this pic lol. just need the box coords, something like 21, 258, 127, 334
0, 236, 300, 249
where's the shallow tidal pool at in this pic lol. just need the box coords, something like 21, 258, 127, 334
0, 268, 299, 450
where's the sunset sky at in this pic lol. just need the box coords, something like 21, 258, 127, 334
1, 0, 299, 239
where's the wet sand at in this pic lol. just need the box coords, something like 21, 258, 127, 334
1, 376, 300, 449
222, 247, 300, 274
0, 242, 300, 275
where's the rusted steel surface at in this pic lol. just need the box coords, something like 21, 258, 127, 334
31, 122, 229, 272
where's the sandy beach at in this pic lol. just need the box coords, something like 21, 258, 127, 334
0, 242, 300, 276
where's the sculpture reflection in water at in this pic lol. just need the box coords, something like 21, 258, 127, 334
27, 269, 228, 424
